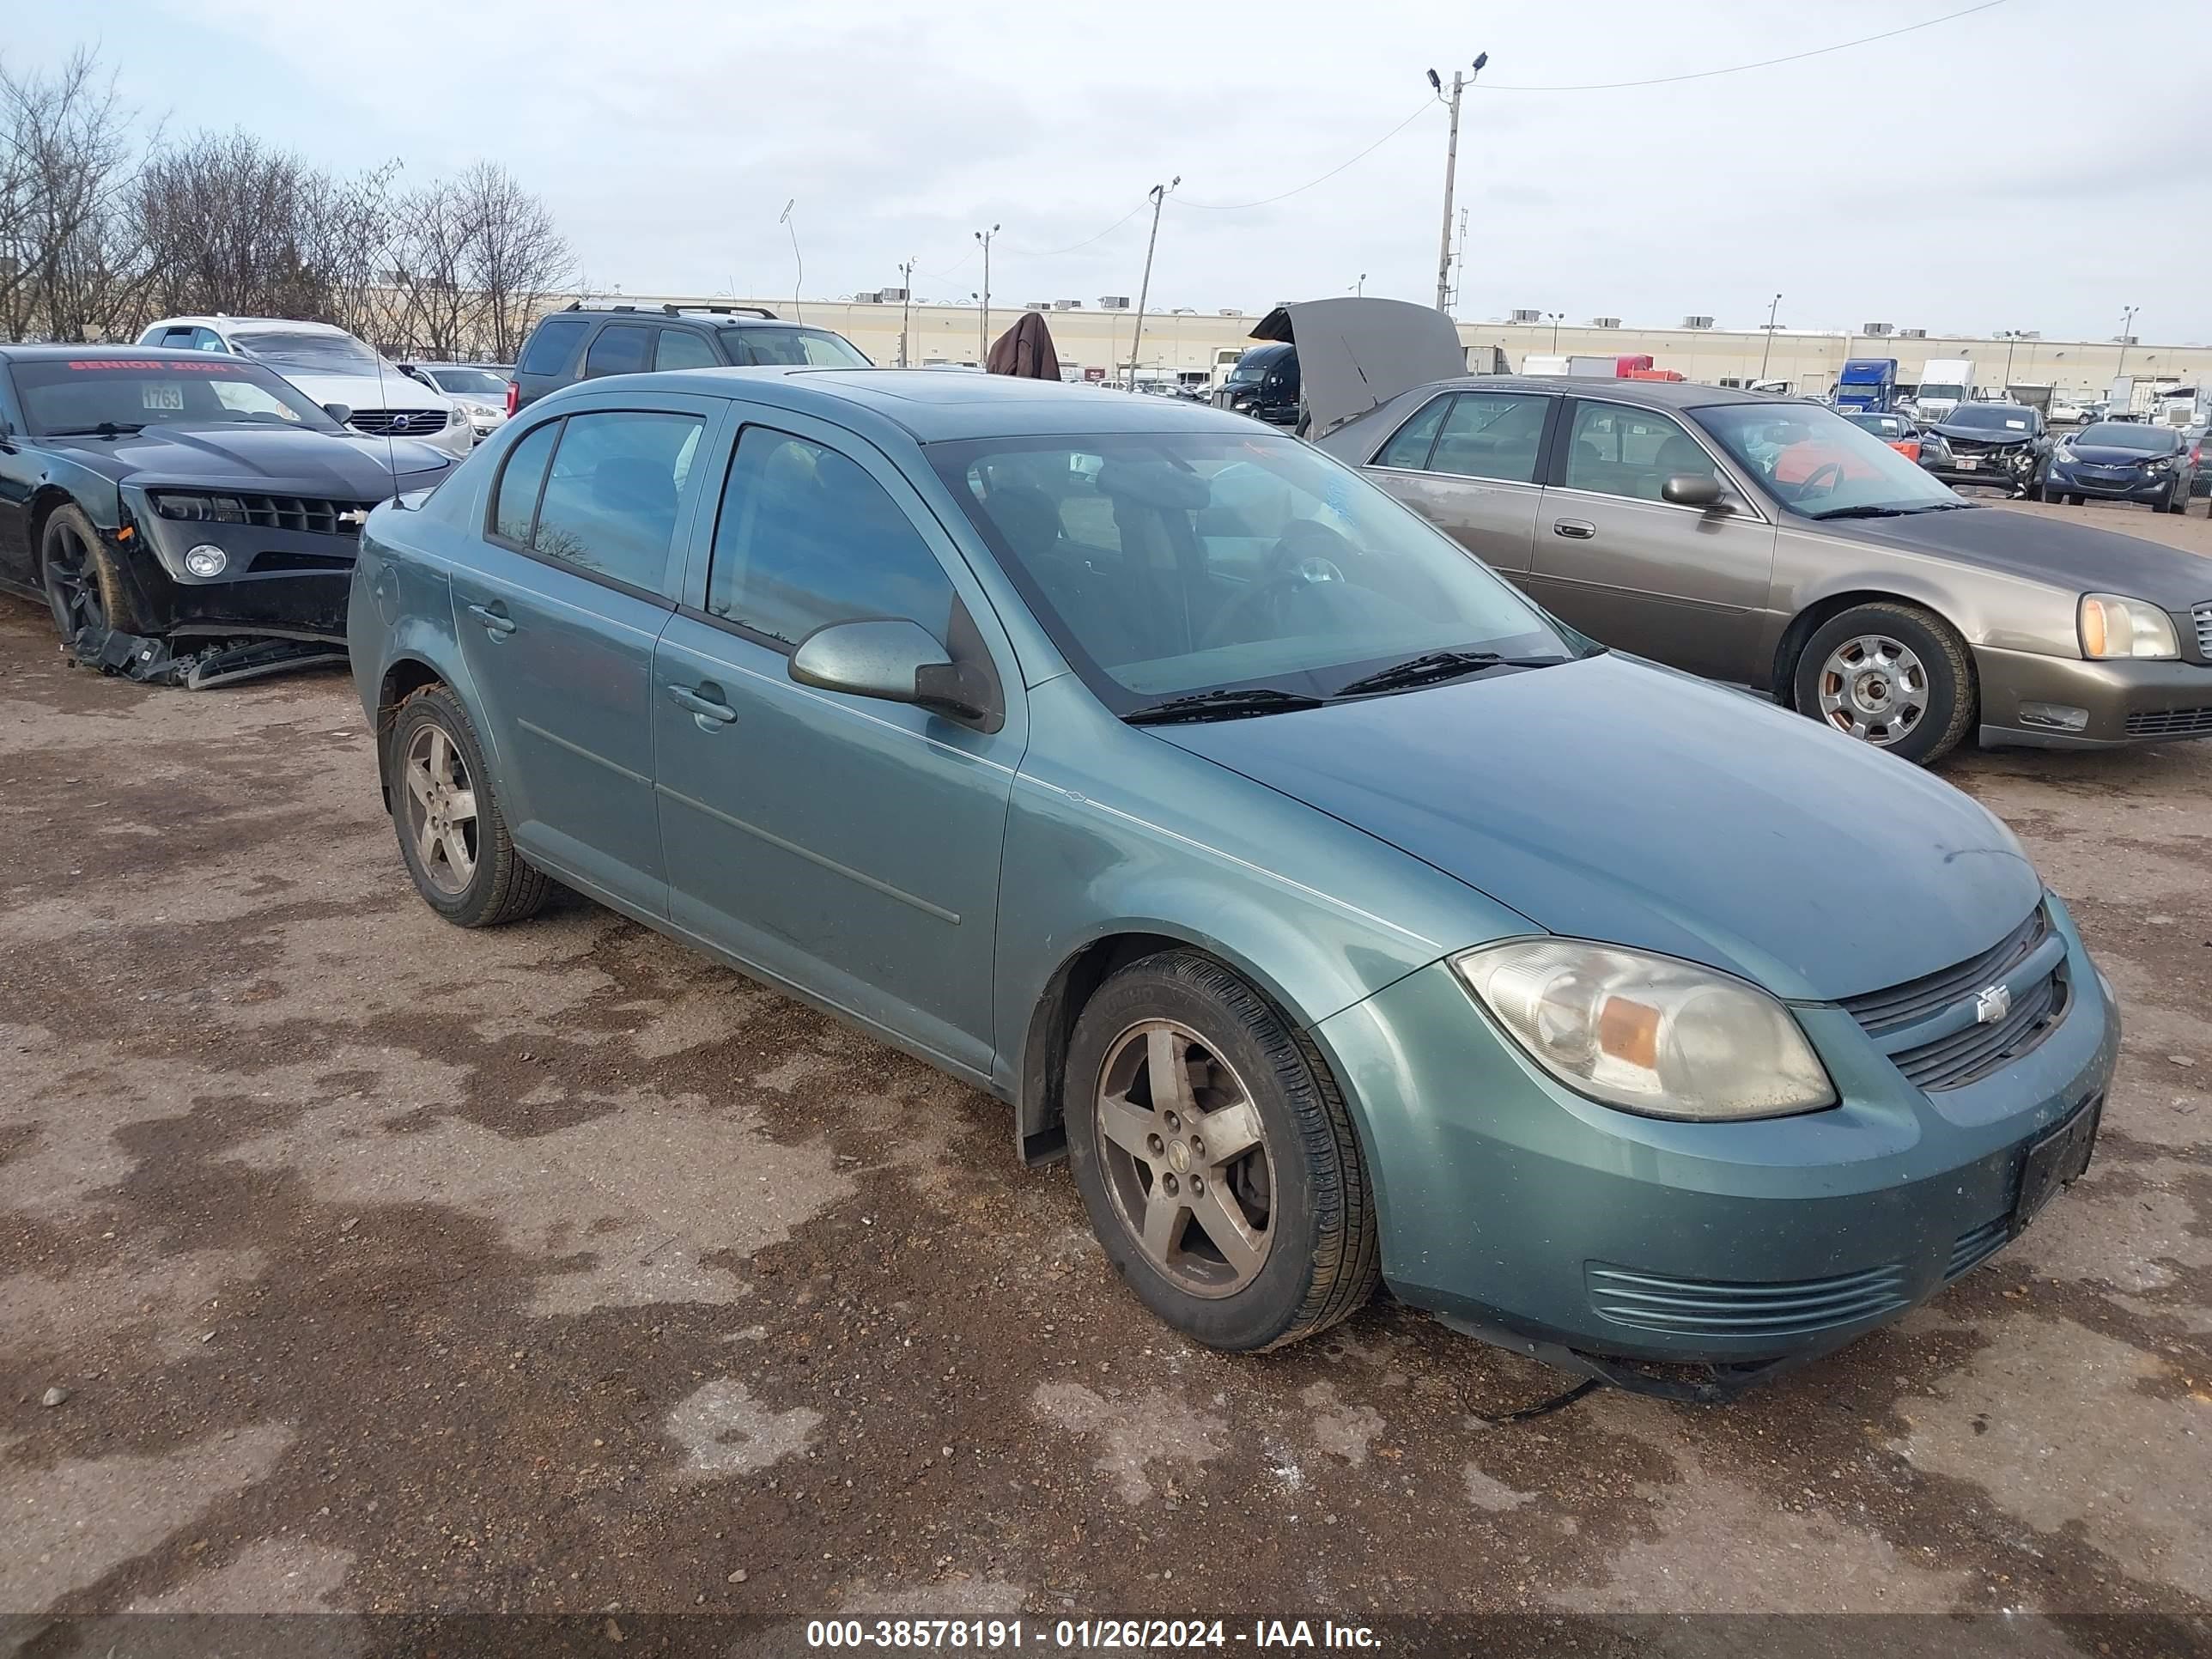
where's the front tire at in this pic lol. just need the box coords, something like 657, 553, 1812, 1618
388, 684, 550, 927
40, 504, 148, 644
1792, 602, 1976, 766
2165, 482, 2187, 515
1064, 951, 1379, 1352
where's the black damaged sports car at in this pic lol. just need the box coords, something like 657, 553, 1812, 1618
0, 345, 456, 686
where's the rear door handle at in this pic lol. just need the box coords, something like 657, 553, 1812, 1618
465, 601, 516, 636
1552, 519, 1595, 540
666, 683, 737, 726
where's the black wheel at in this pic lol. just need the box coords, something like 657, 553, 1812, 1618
1792, 601, 1976, 766
2063, 493, 2084, 507
2164, 482, 2186, 515
2022, 471, 2046, 503
387, 684, 550, 927
40, 504, 147, 644
1064, 951, 1379, 1352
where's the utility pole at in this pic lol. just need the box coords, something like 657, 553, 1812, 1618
975, 225, 1000, 365
1547, 311, 1563, 353
1997, 329, 2024, 387
1449, 207, 1468, 313
779, 199, 802, 322
1124, 178, 1178, 390
1428, 54, 1486, 314
2116, 304, 2139, 378
1759, 292, 1783, 380
898, 259, 915, 368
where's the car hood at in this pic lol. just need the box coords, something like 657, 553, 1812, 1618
1247, 299, 1466, 436
1814, 503, 2212, 607
1152, 653, 2040, 1002
258, 368, 452, 413
2060, 441, 2172, 465
50, 422, 451, 495
1931, 422, 2034, 444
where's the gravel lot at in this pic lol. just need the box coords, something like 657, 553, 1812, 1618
3, 499, 2209, 1638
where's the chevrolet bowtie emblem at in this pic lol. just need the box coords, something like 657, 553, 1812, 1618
1973, 984, 2012, 1025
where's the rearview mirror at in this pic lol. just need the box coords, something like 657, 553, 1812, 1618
789, 617, 981, 720
323, 402, 354, 425
1661, 473, 1725, 510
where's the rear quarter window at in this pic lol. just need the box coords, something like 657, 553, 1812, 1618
518, 317, 588, 379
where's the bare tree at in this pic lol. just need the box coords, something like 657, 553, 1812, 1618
456, 161, 570, 362
386, 179, 474, 360
0, 48, 145, 341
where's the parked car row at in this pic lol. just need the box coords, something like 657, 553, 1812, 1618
342, 362, 2122, 1393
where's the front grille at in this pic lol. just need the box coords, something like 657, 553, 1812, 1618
1839, 907, 2049, 1037
152, 491, 374, 536
2192, 603, 2211, 659
349, 408, 449, 438
1891, 972, 2068, 1091
1945, 1215, 2011, 1281
247, 550, 354, 573
1587, 1261, 1911, 1339
2125, 706, 2212, 738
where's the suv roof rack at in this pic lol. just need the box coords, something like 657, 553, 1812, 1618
663, 303, 778, 320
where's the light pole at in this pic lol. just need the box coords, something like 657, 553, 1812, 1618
898, 258, 915, 368
1351, 273, 1367, 296
2116, 304, 2140, 379
1996, 328, 2034, 389
1759, 292, 1783, 380
778, 199, 803, 321
1124, 178, 1179, 390
974, 226, 1000, 365
1427, 54, 1488, 314
1547, 311, 1563, 352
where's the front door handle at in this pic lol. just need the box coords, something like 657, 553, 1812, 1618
666, 683, 737, 726
466, 601, 516, 636
1552, 519, 1596, 540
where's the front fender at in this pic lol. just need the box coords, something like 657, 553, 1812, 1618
349, 528, 487, 795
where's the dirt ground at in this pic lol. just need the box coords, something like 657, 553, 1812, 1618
3, 497, 2210, 1644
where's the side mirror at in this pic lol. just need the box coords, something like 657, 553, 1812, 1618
323, 402, 354, 425
789, 618, 983, 720
1661, 472, 1726, 510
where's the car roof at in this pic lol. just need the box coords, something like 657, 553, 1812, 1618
551, 306, 806, 330
146, 316, 353, 335
0, 343, 271, 362
1392, 374, 1789, 412
549, 366, 1255, 442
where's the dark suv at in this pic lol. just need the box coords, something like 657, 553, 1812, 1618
507, 303, 872, 414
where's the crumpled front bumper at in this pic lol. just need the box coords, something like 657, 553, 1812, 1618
1927, 447, 2039, 492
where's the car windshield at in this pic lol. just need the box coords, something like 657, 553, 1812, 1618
229, 328, 386, 375
9, 356, 343, 435
1696, 401, 1962, 520
2075, 422, 2177, 453
1224, 351, 1275, 385
1843, 413, 1906, 437
931, 431, 1575, 714
422, 366, 508, 396
1918, 384, 1966, 403
720, 327, 871, 368
1946, 404, 2034, 431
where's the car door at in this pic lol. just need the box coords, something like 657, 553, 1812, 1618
445, 394, 722, 918
582, 325, 653, 381
1524, 398, 1778, 681
1361, 388, 1556, 575
653, 411, 1022, 1080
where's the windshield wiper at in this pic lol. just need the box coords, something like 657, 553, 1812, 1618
1123, 687, 1327, 726
1807, 501, 1969, 520
46, 421, 146, 438
1332, 649, 1564, 698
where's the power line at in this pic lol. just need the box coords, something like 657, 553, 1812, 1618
1474, 0, 2008, 93
1173, 100, 1437, 211
1007, 198, 1152, 258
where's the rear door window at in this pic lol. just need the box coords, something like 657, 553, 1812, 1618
529, 410, 704, 594
1428, 392, 1551, 483
491, 419, 561, 544
654, 328, 720, 371
706, 427, 955, 648
518, 315, 588, 378
582, 325, 653, 380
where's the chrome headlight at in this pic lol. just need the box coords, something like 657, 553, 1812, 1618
2052, 442, 2076, 464
1451, 940, 1835, 1121
2079, 592, 2179, 660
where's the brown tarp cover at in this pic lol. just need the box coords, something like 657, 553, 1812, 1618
987, 310, 1061, 380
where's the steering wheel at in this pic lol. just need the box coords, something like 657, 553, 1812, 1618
1791, 460, 1847, 500
1201, 521, 1352, 648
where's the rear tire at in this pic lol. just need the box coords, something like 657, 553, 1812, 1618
1791, 601, 1976, 766
1064, 950, 1380, 1352
2164, 483, 2186, 515
2063, 493, 2084, 507
388, 684, 550, 927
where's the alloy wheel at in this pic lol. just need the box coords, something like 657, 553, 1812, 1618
1093, 1019, 1275, 1297
1816, 634, 1929, 746
42, 522, 105, 642
403, 724, 479, 895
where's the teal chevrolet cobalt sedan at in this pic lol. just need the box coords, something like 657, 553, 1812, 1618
348, 368, 2117, 1397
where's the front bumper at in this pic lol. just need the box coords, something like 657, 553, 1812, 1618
115, 503, 362, 641
1975, 644, 2212, 747
1312, 902, 2118, 1377
2046, 460, 2176, 504
1927, 449, 2039, 492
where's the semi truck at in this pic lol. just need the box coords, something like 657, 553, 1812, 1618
1912, 358, 1975, 421
1834, 357, 1899, 412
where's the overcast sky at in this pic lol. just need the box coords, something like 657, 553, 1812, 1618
17, 0, 2211, 342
